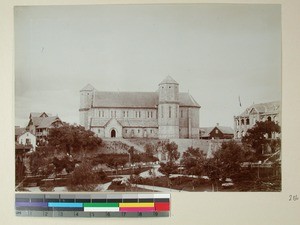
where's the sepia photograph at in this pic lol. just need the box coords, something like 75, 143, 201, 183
15, 4, 281, 193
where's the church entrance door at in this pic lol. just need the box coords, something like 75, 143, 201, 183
111, 129, 116, 138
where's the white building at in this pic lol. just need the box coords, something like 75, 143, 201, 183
234, 101, 281, 139
17, 131, 36, 151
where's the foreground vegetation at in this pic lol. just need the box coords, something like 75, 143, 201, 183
16, 121, 281, 192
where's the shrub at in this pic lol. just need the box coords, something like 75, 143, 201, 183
67, 162, 98, 191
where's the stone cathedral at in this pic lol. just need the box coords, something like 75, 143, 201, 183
79, 76, 200, 139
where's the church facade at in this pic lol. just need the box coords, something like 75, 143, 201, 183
79, 76, 200, 139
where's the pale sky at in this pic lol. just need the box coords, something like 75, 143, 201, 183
15, 4, 281, 128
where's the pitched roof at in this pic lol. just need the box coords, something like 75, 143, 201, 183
81, 84, 95, 91
239, 101, 280, 117
15, 127, 26, 136
159, 76, 178, 85
92, 91, 200, 108
37, 116, 62, 128
90, 118, 109, 127
93, 92, 158, 108
214, 126, 234, 135
120, 119, 158, 128
90, 118, 158, 128
30, 112, 52, 118
200, 126, 234, 136
31, 117, 44, 126
179, 93, 201, 107
200, 127, 214, 138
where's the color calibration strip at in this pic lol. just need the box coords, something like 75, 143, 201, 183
15, 193, 170, 217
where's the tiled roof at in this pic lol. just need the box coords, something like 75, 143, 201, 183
239, 101, 280, 117
37, 116, 62, 128
92, 92, 200, 108
159, 76, 179, 85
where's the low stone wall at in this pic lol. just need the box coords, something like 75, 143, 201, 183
169, 138, 228, 155
169, 139, 209, 153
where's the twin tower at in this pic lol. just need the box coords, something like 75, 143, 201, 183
157, 76, 180, 138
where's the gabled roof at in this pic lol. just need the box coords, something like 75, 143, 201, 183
29, 112, 51, 119
200, 126, 234, 136
19, 131, 36, 137
37, 116, 62, 128
239, 101, 280, 117
159, 76, 178, 85
92, 91, 200, 108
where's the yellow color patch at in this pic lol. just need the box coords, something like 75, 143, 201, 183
119, 203, 154, 208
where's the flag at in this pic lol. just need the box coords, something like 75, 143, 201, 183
238, 96, 242, 107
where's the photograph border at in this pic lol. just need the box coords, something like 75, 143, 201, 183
1, 0, 300, 224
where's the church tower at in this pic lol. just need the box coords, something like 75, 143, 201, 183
79, 84, 95, 129
158, 76, 180, 139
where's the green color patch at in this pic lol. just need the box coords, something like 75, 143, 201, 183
83, 203, 119, 208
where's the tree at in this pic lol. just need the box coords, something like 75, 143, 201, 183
29, 146, 54, 176
106, 155, 128, 175
161, 141, 180, 163
144, 143, 155, 158
181, 147, 206, 177
159, 162, 178, 179
68, 161, 98, 191
204, 158, 221, 191
211, 141, 245, 180
47, 123, 102, 155
128, 146, 135, 164
242, 121, 281, 155
158, 142, 180, 178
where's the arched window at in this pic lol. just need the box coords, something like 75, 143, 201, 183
111, 129, 116, 138
268, 116, 272, 121
241, 119, 244, 125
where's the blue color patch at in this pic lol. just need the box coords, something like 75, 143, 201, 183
48, 202, 83, 208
